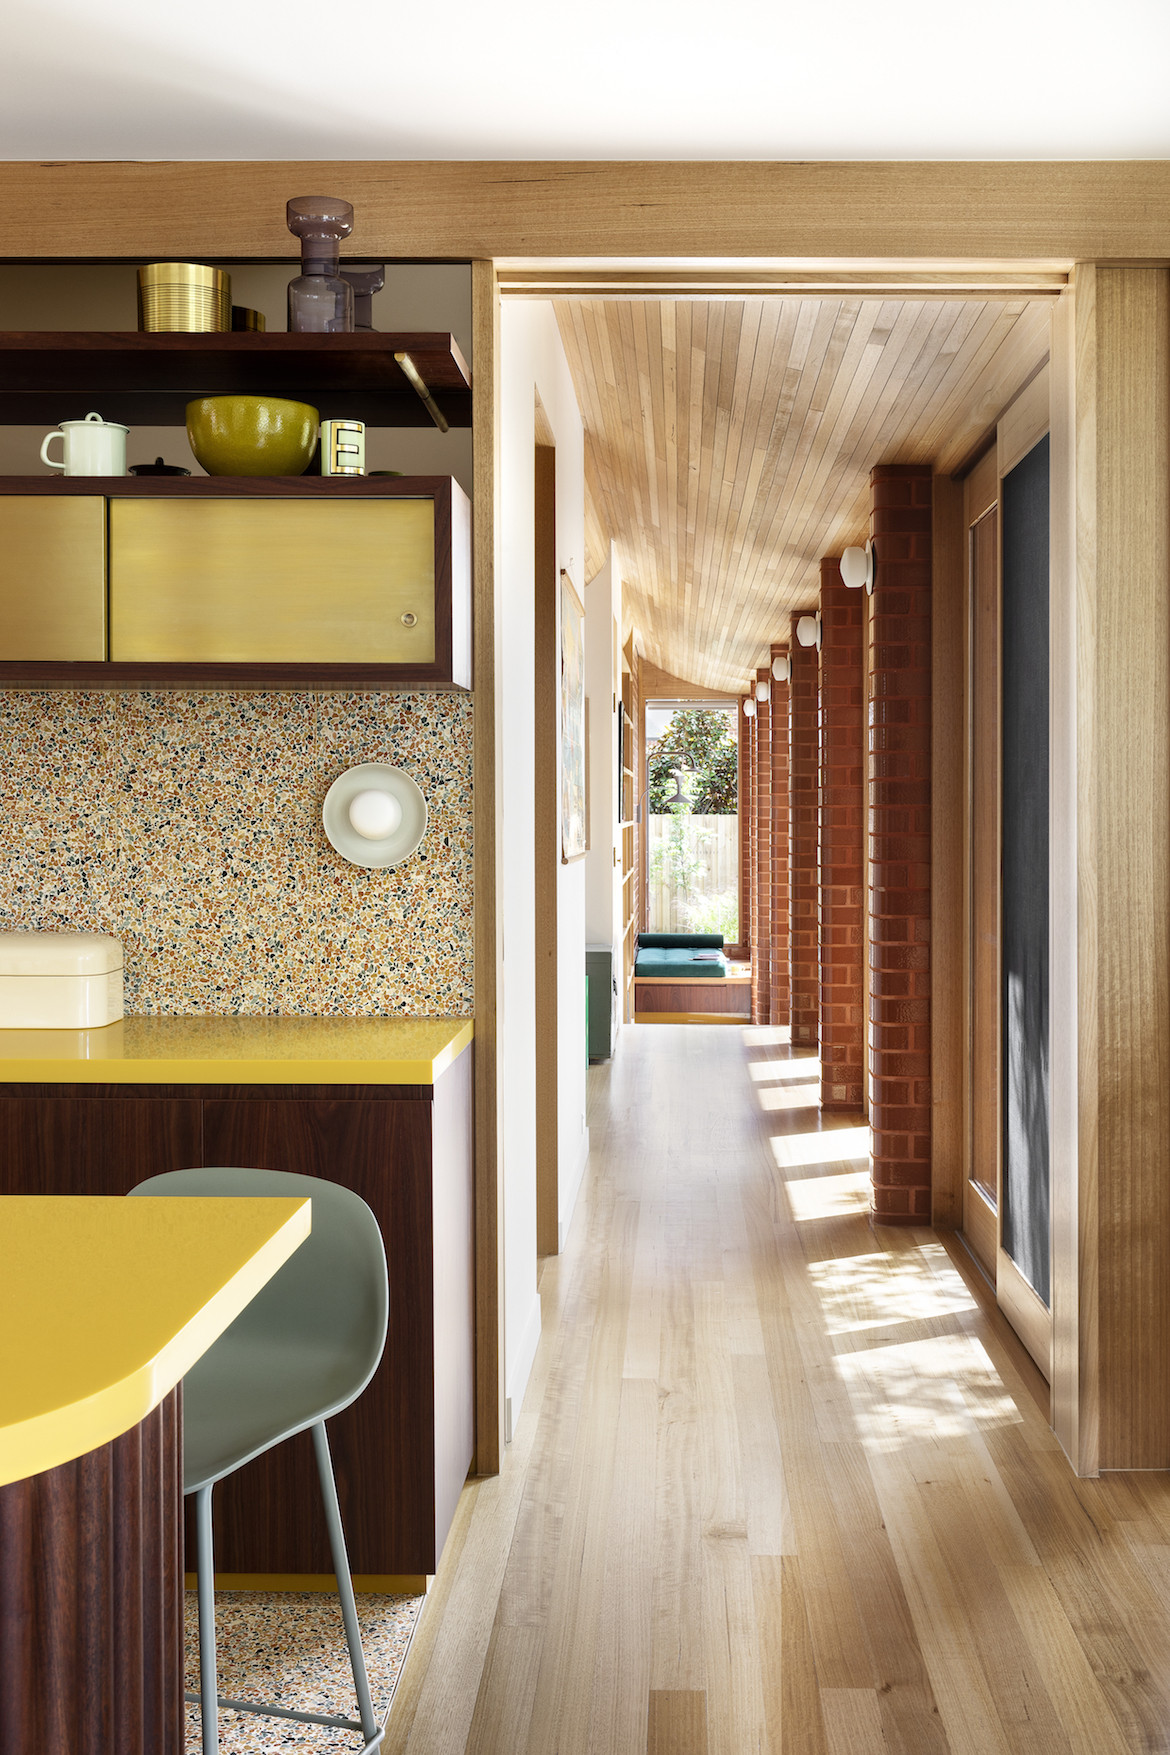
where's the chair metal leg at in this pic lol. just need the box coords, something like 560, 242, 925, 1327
193, 1483, 220, 1755
183, 1439, 384, 1753
311, 1420, 380, 1745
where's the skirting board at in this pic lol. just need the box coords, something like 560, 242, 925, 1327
559, 1126, 590, 1253
186, 1573, 431, 1594
505, 1289, 543, 1442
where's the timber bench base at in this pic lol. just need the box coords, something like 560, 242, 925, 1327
633, 970, 752, 1025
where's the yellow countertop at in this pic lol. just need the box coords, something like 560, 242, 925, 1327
0, 1014, 473, 1086
0, 1193, 310, 1487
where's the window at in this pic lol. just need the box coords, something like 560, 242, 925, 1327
645, 702, 738, 940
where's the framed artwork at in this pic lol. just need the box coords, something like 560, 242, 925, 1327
560, 569, 587, 862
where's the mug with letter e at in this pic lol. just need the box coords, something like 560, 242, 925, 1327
40, 412, 128, 477
320, 418, 366, 476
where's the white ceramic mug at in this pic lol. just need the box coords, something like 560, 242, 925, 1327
40, 412, 128, 477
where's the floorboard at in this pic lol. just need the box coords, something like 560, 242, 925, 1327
389, 1024, 1170, 1755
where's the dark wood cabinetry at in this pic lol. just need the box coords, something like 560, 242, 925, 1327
0, 1393, 184, 1755
0, 1050, 474, 1579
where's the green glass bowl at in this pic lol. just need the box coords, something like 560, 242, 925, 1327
185, 395, 319, 477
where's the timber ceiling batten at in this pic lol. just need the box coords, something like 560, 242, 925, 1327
554, 295, 1052, 693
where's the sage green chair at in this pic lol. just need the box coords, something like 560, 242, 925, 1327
129, 1166, 389, 1755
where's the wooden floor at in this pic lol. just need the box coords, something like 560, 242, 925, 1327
385, 1025, 1170, 1755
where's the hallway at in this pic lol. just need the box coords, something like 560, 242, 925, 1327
386, 1025, 1170, 1755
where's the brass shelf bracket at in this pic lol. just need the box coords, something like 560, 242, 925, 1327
394, 352, 450, 434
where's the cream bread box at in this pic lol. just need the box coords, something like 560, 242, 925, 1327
0, 931, 124, 1028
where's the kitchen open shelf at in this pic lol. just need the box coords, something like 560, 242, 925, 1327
0, 474, 456, 498
0, 331, 472, 428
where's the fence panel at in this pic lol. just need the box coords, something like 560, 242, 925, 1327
647, 814, 739, 938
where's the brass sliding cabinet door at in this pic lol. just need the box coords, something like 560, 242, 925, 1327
0, 497, 107, 660
109, 499, 436, 665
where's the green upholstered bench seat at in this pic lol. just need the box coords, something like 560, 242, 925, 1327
635, 934, 729, 978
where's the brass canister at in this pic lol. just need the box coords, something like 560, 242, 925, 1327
137, 263, 231, 333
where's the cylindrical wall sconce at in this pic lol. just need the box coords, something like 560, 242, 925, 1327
796, 613, 822, 650
840, 540, 876, 594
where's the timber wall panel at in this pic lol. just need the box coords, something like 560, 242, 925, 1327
1071, 266, 1170, 1471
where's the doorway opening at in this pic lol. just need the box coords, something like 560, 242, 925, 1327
644, 698, 739, 940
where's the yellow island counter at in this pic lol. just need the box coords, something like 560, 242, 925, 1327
0, 1192, 310, 1755
0, 1015, 474, 1588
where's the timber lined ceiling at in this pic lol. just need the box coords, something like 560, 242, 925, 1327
553, 294, 1053, 694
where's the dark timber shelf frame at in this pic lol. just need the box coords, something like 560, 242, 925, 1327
0, 331, 472, 428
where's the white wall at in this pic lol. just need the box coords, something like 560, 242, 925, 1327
585, 542, 624, 953
498, 299, 588, 1426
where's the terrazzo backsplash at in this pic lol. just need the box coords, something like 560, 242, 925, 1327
0, 690, 473, 1016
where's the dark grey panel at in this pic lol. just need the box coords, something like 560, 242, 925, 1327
1001, 434, 1050, 1304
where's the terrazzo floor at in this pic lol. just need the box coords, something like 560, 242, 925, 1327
183, 1590, 425, 1751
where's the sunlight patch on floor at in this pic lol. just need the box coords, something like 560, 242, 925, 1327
770, 1124, 871, 1171
746, 1056, 822, 1084
741, 1025, 790, 1048
834, 1331, 1023, 1450
783, 1169, 871, 1223
834, 1333, 985, 1446
806, 1250, 977, 1334
758, 1080, 822, 1111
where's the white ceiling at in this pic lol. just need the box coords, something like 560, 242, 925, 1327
3, 0, 1169, 162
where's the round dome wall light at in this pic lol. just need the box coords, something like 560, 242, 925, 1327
322, 762, 428, 869
772, 654, 791, 683
754, 679, 770, 703
742, 696, 757, 719
840, 539, 877, 595
795, 613, 822, 651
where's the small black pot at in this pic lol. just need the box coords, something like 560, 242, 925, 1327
129, 456, 191, 477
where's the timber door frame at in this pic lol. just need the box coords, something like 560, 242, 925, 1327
961, 373, 1054, 1381
533, 408, 560, 1260
7, 164, 1170, 1478
964, 445, 1002, 1285
994, 372, 1054, 1380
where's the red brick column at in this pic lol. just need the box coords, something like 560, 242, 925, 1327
820, 559, 866, 1110
769, 646, 791, 1028
868, 465, 932, 1223
751, 674, 772, 1023
789, 617, 820, 1046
